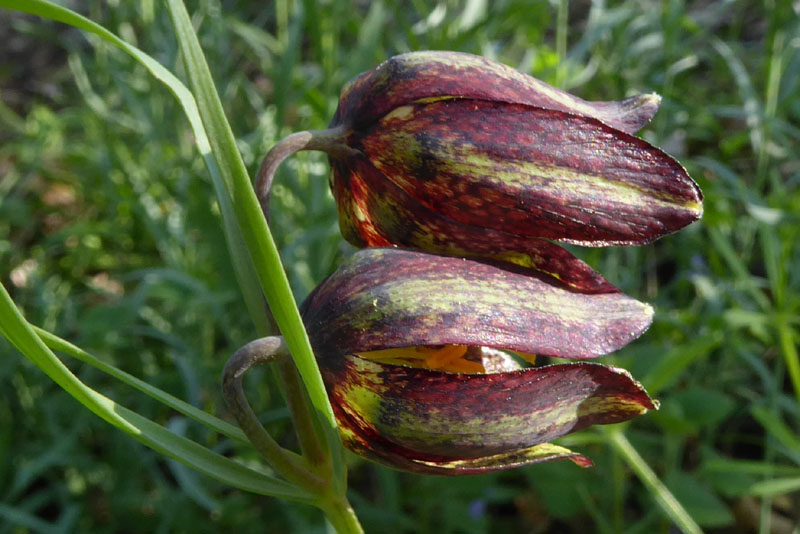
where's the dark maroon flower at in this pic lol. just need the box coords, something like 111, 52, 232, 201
322, 51, 703, 293
301, 248, 657, 474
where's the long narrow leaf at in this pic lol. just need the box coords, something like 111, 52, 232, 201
606, 429, 704, 534
1, 0, 343, 490
163, 0, 344, 488
0, 0, 271, 337
34, 327, 247, 443
0, 282, 312, 503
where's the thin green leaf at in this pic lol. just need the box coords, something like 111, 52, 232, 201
3, 0, 344, 496
0, 0, 270, 340
702, 458, 800, 477
605, 428, 704, 534
751, 406, 800, 455
747, 477, 800, 497
0, 282, 312, 503
163, 0, 344, 488
34, 326, 247, 443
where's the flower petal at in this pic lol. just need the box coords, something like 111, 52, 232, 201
357, 99, 702, 246
330, 155, 618, 293
323, 354, 654, 474
345, 432, 592, 475
301, 248, 652, 360
332, 51, 660, 135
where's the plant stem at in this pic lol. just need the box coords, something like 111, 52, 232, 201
605, 428, 703, 534
255, 126, 351, 219
222, 337, 326, 491
319, 495, 364, 534
166, 2, 342, 474
253, 128, 355, 487
277, 356, 329, 468
222, 337, 362, 532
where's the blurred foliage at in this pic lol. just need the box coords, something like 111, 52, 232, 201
1, 0, 799, 532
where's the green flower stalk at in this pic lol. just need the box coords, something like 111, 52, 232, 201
299, 248, 657, 474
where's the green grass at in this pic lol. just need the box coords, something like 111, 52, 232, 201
1, 1, 799, 532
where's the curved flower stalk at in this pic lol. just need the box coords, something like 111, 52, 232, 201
300, 248, 657, 474
259, 51, 703, 293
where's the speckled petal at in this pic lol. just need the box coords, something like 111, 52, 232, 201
344, 432, 593, 476
330, 155, 617, 293
301, 248, 653, 362
320, 354, 655, 475
356, 99, 703, 247
332, 51, 660, 135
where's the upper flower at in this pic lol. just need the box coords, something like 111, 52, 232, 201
321, 51, 703, 293
300, 247, 657, 474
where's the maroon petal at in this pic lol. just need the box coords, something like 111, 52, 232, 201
333, 51, 660, 135
323, 355, 655, 475
301, 248, 652, 363
330, 155, 617, 293
356, 99, 702, 246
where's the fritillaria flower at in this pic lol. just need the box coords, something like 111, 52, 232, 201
254, 51, 704, 474
300, 248, 657, 474
318, 51, 703, 292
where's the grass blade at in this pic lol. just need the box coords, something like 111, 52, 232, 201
34, 326, 248, 443
0, 282, 312, 503
163, 0, 344, 488
0, 0, 271, 339
605, 428, 704, 534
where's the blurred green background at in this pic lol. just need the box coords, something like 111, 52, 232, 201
1, 1, 799, 532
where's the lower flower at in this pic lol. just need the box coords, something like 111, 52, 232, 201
301, 248, 657, 474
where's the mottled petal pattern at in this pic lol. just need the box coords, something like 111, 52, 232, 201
330, 156, 618, 293
297, 51, 700, 474
301, 248, 653, 363
325, 51, 702, 287
358, 99, 702, 246
319, 354, 654, 475
332, 50, 660, 135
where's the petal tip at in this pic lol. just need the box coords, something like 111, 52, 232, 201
609, 91, 662, 133
641, 92, 662, 107
691, 200, 704, 220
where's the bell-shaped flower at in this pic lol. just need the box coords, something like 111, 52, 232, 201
322, 51, 702, 293
300, 247, 657, 474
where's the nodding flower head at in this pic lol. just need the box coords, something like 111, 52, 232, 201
300, 248, 657, 474
317, 51, 702, 294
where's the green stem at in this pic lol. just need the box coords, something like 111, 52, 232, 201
253, 128, 353, 472
319, 495, 364, 534
255, 126, 350, 218
165, 0, 341, 462
605, 428, 703, 534
222, 337, 326, 491
223, 338, 363, 532
277, 356, 329, 468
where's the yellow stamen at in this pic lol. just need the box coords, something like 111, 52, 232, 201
513, 351, 537, 365
356, 344, 485, 374
425, 345, 468, 369
443, 358, 486, 374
